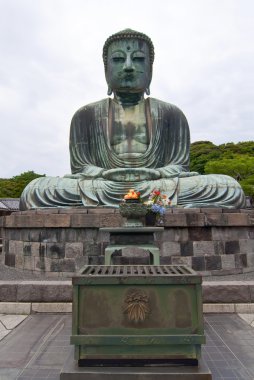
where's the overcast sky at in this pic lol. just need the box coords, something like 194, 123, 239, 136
0, 0, 253, 178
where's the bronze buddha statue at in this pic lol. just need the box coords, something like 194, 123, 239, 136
20, 29, 245, 209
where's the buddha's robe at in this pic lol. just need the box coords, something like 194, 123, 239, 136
20, 98, 245, 210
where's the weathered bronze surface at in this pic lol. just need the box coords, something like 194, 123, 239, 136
20, 28, 245, 210
71, 265, 205, 364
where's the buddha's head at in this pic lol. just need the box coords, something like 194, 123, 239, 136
103, 29, 154, 96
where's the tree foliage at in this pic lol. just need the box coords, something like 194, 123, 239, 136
0, 171, 45, 198
190, 140, 254, 197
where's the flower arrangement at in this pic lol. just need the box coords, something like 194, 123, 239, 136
144, 189, 171, 217
120, 189, 171, 226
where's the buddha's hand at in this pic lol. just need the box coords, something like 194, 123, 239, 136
63, 173, 84, 179
102, 168, 161, 182
179, 171, 199, 178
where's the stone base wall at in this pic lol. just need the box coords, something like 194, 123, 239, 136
0, 207, 254, 276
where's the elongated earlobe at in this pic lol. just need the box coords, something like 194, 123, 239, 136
107, 86, 112, 95
145, 87, 150, 95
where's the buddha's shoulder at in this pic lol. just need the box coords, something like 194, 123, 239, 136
149, 97, 186, 116
72, 98, 109, 118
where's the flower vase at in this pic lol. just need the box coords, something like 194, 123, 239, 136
119, 200, 147, 227
145, 212, 157, 226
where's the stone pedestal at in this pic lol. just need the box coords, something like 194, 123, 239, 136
1, 208, 254, 276
60, 349, 212, 380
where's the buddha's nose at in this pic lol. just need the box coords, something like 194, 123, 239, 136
123, 57, 134, 72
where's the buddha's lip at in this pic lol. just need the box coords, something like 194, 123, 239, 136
123, 74, 136, 80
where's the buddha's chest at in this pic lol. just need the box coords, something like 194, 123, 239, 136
110, 102, 149, 157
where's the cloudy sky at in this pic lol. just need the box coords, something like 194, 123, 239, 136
0, 0, 253, 178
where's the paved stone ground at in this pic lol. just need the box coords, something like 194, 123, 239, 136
0, 313, 254, 379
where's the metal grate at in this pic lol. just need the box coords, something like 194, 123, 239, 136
81, 265, 196, 276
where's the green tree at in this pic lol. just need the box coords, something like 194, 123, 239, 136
190, 141, 221, 174
204, 155, 254, 197
0, 171, 45, 198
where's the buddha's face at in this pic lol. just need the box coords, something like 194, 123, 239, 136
106, 39, 152, 93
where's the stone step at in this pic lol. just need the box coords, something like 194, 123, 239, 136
0, 280, 253, 304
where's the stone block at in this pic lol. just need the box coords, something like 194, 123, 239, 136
211, 268, 243, 276
203, 304, 234, 313
193, 241, 215, 256
192, 256, 205, 271
23, 256, 34, 271
83, 241, 100, 256
160, 256, 172, 264
164, 214, 187, 227
161, 242, 180, 256
0, 216, 5, 228
71, 214, 121, 228
172, 208, 200, 213
0, 283, 18, 302
246, 253, 254, 267
180, 241, 193, 256
7, 229, 21, 240
160, 228, 189, 242
249, 228, 254, 239
227, 213, 249, 226
186, 213, 205, 226
248, 282, 254, 302
44, 214, 70, 227
213, 241, 224, 255
5, 254, 15, 267
58, 208, 87, 214
88, 256, 105, 265
235, 304, 254, 313
239, 239, 254, 254
0, 302, 31, 314
46, 243, 65, 259
212, 226, 249, 241
171, 256, 192, 266
235, 254, 247, 268
65, 242, 83, 258
221, 254, 235, 270
34, 256, 48, 272
15, 255, 24, 269
202, 282, 250, 303
87, 208, 116, 214
225, 241, 240, 255
9, 240, 23, 255
23, 243, 32, 256
205, 214, 228, 226
10, 214, 45, 228
30, 242, 40, 256
32, 302, 72, 313
202, 208, 222, 214
17, 281, 72, 302
97, 231, 110, 243
205, 256, 222, 271
83, 229, 98, 240
75, 256, 89, 270
50, 258, 76, 272
188, 227, 212, 241
36, 208, 59, 214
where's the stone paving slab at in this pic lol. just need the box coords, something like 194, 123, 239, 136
0, 314, 27, 342
0, 314, 27, 330
0, 314, 253, 379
